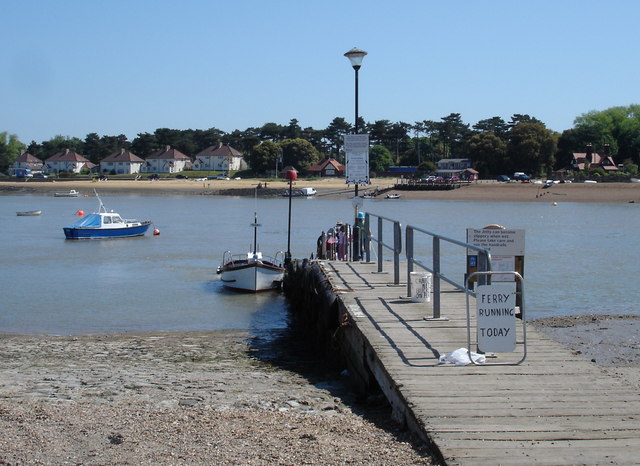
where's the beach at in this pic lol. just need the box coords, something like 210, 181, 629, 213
2, 178, 640, 203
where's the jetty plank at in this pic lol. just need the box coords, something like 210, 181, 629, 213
322, 260, 640, 465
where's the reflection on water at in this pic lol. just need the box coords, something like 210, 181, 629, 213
1, 194, 638, 334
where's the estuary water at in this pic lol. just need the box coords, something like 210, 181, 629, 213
1, 193, 638, 335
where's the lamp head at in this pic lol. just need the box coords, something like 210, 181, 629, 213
344, 47, 367, 70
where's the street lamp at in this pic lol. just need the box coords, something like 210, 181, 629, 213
284, 168, 297, 265
344, 47, 367, 134
344, 47, 367, 261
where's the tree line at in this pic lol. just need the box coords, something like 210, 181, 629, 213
2, 105, 639, 178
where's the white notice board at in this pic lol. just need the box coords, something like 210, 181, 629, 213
344, 134, 370, 185
476, 283, 517, 352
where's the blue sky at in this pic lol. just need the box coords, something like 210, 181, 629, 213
2, 0, 638, 144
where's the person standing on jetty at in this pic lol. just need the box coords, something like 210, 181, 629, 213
337, 224, 348, 261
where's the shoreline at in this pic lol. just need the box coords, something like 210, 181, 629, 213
2, 178, 640, 203
1, 314, 638, 463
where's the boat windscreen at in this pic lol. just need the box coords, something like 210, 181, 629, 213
66, 213, 101, 228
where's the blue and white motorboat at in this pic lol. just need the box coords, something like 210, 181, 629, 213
63, 191, 152, 240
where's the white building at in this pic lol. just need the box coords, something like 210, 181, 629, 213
9, 152, 44, 175
192, 143, 244, 172
44, 149, 94, 174
100, 149, 145, 175
141, 146, 191, 173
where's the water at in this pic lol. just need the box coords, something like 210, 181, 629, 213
1, 194, 639, 335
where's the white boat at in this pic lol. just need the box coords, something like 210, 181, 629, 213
63, 190, 152, 240
54, 189, 80, 197
300, 187, 317, 197
16, 210, 42, 216
385, 193, 401, 199
217, 212, 285, 292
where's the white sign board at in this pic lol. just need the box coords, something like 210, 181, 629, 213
466, 228, 525, 256
344, 134, 370, 185
491, 255, 516, 282
476, 283, 517, 352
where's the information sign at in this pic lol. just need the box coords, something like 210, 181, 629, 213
344, 134, 370, 185
476, 283, 517, 352
466, 228, 525, 256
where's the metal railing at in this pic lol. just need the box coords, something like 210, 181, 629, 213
406, 225, 492, 319
363, 213, 402, 285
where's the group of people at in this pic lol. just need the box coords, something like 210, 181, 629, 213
315, 213, 367, 262
316, 223, 350, 261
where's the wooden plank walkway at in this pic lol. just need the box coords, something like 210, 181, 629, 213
322, 260, 640, 465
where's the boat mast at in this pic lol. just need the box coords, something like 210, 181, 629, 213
251, 212, 260, 255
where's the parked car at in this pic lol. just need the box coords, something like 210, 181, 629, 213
497, 175, 510, 182
147, 174, 159, 180
175, 174, 189, 179
33, 173, 48, 179
513, 173, 530, 181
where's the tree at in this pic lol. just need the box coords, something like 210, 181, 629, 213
250, 140, 280, 174
472, 117, 509, 139
280, 138, 320, 172
573, 105, 640, 165
131, 133, 159, 158
507, 121, 557, 176
437, 113, 470, 159
369, 145, 394, 174
0, 132, 26, 172
282, 119, 302, 140
466, 132, 508, 178
259, 122, 284, 142
323, 117, 351, 160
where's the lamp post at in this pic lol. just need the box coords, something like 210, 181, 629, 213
344, 47, 367, 261
284, 169, 297, 264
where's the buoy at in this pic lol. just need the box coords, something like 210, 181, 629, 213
76, 210, 84, 216
153, 228, 160, 236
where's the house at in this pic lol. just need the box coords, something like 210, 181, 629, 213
9, 152, 44, 175
571, 144, 618, 172
435, 158, 473, 179
44, 149, 94, 174
142, 146, 191, 173
100, 149, 145, 175
192, 143, 245, 172
307, 158, 345, 177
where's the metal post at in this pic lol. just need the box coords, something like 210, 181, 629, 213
406, 227, 414, 297
433, 236, 441, 319
286, 178, 293, 264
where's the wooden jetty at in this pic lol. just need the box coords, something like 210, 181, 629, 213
285, 259, 640, 465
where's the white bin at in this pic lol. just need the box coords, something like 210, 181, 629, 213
410, 272, 432, 303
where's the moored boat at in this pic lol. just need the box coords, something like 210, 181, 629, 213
63, 191, 152, 239
16, 210, 42, 216
217, 213, 285, 292
54, 189, 80, 197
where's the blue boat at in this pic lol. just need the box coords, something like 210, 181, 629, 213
63, 191, 152, 240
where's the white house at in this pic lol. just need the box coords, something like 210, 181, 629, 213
100, 149, 145, 175
9, 152, 44, 175
141, 146, 191, 173
192, 143, 244, 172
44, 149, 94, 174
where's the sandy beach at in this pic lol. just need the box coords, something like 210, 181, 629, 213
2, 177, 640, 203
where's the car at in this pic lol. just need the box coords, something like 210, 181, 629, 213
175, 174, 189, 179
33, 173, 48, 179
214, 174, 230, 180
147, 174, 159, 180
497, 175, 510, 182
513, 173, 530, 181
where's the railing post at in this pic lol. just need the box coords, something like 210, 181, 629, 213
393, 221, 401, 285
432, 236, 441, 319
377, 217, 383, 273
406, 227, 414, 297
364, 213, 371, 263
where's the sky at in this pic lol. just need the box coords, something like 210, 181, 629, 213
2, 0, 639, 144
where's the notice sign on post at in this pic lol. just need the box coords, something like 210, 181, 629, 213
476, 283, 517, 352
344, 134, 370, 185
